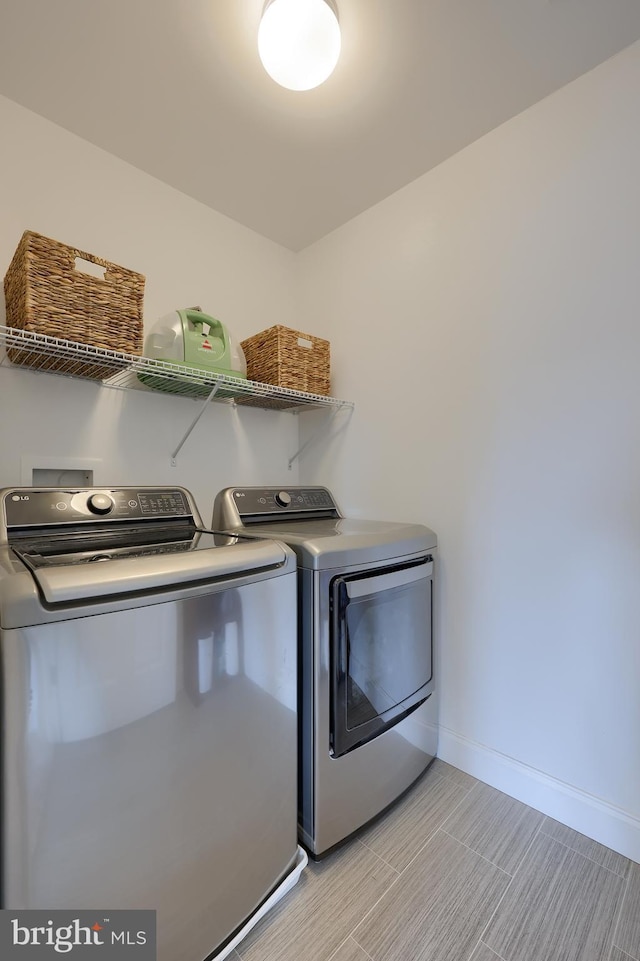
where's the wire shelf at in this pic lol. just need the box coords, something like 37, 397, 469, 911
0, 326, 353, 413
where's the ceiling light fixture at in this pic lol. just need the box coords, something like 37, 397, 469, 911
258, 0, 341, 92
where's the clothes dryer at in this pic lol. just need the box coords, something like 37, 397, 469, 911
213, 486, 437, 858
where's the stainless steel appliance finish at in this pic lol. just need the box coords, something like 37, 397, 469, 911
213, 486, 438, 858
0, 486, 298, 961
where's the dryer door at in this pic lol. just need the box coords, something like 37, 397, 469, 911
330, 555, 433, 758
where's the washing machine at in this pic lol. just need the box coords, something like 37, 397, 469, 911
0, 486, 305, 961
213, 486, 438, 858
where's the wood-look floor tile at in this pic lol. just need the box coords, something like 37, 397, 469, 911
442, 780, 544, 874
329, 938, 374, 961
236, 839, 396, 961
430, 758, 478, 791
614, 860, 640, 960
483, 832, 625, 961
359, 766, 469, 871
353, 829, 510, 961
469, 943, 505, 961
610, 947, 637, 961
541, 817, 629, 877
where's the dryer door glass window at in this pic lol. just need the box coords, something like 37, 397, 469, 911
331, 557, 433, 757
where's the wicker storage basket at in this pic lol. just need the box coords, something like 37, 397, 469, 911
3, 230, 145, 379
241, 325, 330, 396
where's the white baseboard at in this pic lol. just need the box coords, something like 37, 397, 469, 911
438, 726, 640, 864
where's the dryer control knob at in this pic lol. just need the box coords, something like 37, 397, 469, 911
87, 493, 114, 515
275, 491, 291, 508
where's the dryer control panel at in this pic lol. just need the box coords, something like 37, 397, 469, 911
223, 486, 341, 524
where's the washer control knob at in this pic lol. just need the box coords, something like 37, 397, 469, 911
275, 491, 291, 508
87, 493, 114, 515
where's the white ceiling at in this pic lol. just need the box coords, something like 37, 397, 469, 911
1, 0, 639, 250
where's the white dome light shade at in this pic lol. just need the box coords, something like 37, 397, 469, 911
258, 0, 341, 91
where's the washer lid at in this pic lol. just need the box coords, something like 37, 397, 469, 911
10, 532, 291, 605
225, 517, 437, 570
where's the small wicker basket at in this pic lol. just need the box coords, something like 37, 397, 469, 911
241, 325, 330, 396
3, 230, 145, 379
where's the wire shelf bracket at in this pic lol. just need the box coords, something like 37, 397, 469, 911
287, 403, 352, 470
170, 382, 221, 466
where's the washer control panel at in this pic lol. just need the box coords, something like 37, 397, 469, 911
3, 488, 193, 530
231, 486, 338, 518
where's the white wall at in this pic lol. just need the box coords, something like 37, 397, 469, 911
0, 93, 300, 515
298, 41, 640, 859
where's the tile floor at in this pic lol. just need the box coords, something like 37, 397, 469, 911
233, 760, 640, 961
